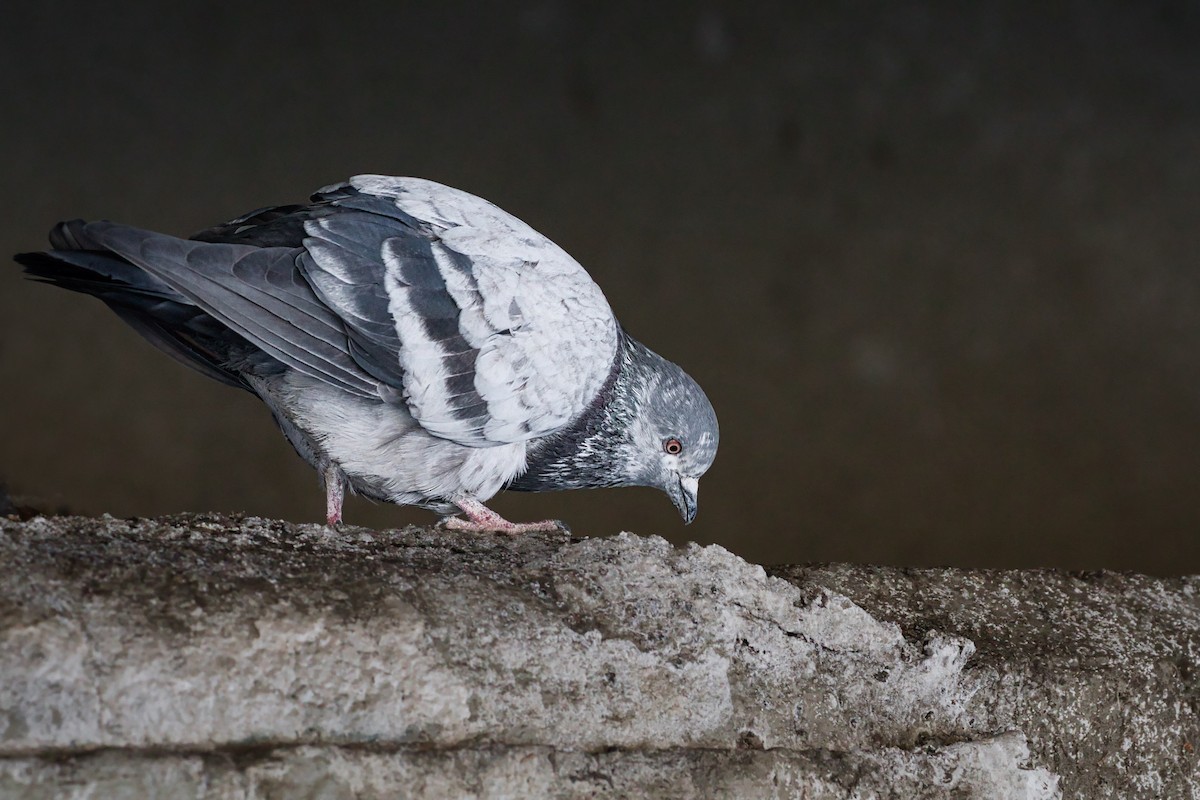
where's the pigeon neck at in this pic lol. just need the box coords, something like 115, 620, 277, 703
507, 332, 650, 493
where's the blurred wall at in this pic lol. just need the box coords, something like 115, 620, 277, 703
3, 2, 1200, 573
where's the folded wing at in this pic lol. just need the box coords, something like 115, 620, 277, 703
301, 176, 620, 445
95, 176, 620, 448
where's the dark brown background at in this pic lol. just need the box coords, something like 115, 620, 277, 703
3, 2, 1200, 573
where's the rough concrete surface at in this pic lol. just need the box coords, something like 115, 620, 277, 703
0, 514, 1195, 797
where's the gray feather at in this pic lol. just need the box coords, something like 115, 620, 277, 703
86, 221, 377, 397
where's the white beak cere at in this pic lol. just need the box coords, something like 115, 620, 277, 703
680, 476, 699, 498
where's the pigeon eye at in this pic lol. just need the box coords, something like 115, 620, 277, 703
663, 438, 683, 455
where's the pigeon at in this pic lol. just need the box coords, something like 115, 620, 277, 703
16, 175, 719, 532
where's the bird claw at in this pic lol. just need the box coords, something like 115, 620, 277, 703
438, 497, 569, 535
439, 516, 570, 536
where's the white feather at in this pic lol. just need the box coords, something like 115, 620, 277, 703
353, 175, 620, 447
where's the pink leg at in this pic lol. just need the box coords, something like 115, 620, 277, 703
324, 466, 345, 526
442, 497, 567, 535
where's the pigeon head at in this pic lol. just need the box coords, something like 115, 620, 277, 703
620, 344, 719, 524
507, 333, 719, 523
604, 338, 715, 525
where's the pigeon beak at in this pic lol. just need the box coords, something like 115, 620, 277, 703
669, 475, 699, 524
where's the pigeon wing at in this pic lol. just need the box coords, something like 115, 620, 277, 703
300, 176, 621, 446
73, 221, 379, 397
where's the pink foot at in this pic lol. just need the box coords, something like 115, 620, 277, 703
442, 497, 568, 535
324, 466, 345, 526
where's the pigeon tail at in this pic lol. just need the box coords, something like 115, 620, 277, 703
16, 234, 262, 390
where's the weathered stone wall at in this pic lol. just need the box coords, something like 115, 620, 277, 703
2, 514, 1197, 797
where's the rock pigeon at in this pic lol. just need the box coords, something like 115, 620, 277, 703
17, 176, 719, 532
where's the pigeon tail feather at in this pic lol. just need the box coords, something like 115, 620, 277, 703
16, 235, 265, 390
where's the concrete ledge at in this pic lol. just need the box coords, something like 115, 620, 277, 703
0, 736, 1047, 800
2, 513, 1196, 797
